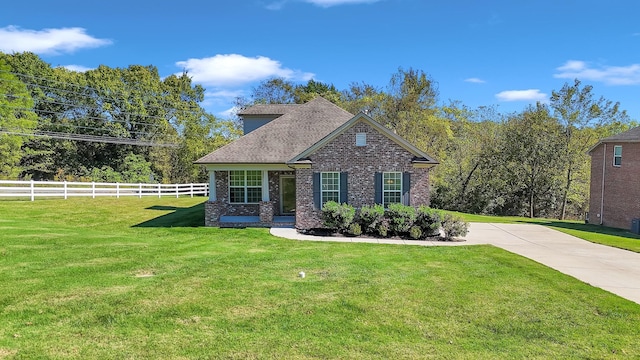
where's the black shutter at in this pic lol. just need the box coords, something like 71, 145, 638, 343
340, 172, 348, 204
374, 172, 382, 204
402, 172, 411, 206
313, 172, 321, 209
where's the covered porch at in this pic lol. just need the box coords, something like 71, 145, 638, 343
204, 165, 296, 227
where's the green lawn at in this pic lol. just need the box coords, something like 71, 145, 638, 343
1, 198, 640, 358
447, 211, 640, 253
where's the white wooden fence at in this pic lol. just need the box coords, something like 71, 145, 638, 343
0, 180, 209, 201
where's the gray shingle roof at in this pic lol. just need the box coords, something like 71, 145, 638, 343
195, 97, 354, 164
237, 104, 299, 116
600, 126, 640, 142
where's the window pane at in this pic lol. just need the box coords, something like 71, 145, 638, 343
246, 187, 262, 203
614, 146, 622, 156
383, 172, 402, 191
321, 172, 339, 191
246, 171, 262, 186
229, 188, 245, 203
229, 171, 245, 186
322, 191, 339, 204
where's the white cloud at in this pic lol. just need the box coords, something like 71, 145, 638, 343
495, 89, 547, 102
0, 26, 111, 55
464, 77, 485, 84
554, 60, 640, 85
304, 0, 381, 7
60, 64, 93, 72
175, 54, 314, 87
265, 1, 287, 10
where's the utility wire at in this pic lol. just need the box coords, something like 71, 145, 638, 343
0, 128, 178, 148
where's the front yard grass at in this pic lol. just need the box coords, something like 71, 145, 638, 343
1, 198, 639, 358
447, 211, 640, 253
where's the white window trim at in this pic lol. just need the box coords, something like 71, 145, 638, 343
321, 172, 340, 205
382, 172, 403, 206
228, 170, 263, 204
613, 145, 622, 167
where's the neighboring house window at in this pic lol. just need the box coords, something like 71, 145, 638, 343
356, 133, 367, 146
321, 172, 340, 204
614, 145, 622, 166
382, 172, 402, 206
229, 170, 262, 203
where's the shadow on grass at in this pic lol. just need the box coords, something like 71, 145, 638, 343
133, 203, 205, 228
516, 220, 640, 241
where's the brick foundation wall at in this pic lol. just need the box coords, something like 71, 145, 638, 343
295, 120, 433, 230
588, 142, 640, 229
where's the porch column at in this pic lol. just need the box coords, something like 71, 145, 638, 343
208, 171, 216, 201
261, 170, 270, 201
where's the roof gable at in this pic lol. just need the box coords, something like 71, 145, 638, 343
588, 126, 640, 154
195, 97, 354, 164
289, 112, 439, 165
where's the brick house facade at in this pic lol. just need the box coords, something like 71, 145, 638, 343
195, 97, 438, 230
588, 127, 640, 230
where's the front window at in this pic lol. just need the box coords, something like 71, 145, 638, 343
614, 145, 622, 166
321, 172, 340, 205
229, 170, 262, 203
383, 172, 402, 206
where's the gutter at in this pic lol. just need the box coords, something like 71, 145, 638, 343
600, 143, 606, 225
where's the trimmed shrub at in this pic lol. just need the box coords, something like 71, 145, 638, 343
409, 225, 423, 240
322, 201, 355, 232
441, 213, 469, 240
359, 204, 385, 234
415, 206, 442, 237
346, 223, 362, 236
377, 220, 389, 237
386, 203, 416, 235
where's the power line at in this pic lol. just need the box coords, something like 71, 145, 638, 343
0, 128, 178, 148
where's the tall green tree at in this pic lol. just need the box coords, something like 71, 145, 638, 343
550, 79, 631, 219
498, 104, 564, 218
0, 59, 37, 178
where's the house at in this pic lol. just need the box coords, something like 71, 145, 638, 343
587, 126, 640, 231
195, 97, 439, 230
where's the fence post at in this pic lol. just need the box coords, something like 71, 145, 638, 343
139, 183, 142, 199
30, 180, 35, 201
64, 180, 68, 200
92, 182, 95, 199
190, 183, 194, 198
175, 184, 179, 198
158, 184, 161, 198
116, 182, 120, 199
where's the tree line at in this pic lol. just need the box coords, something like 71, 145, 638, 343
1, 52, 636, 219
0, 52, 239, 184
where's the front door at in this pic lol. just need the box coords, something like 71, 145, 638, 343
280, 176, 296, 215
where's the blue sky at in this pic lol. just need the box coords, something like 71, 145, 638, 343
1, 0, 639, 121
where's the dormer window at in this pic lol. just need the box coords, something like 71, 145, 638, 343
356, 133, 366, 146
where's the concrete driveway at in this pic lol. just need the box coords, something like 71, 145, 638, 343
463, 223, 640, 305
271, 223, 640, 305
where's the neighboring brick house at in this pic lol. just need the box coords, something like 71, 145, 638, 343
587, 126, 640, 230
195, 96, 439, 230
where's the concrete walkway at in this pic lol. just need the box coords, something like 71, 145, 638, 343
270, 223, 640, 305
